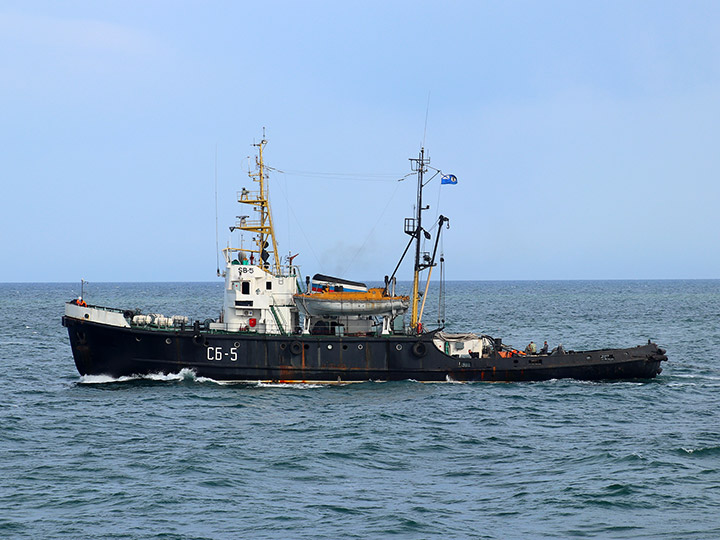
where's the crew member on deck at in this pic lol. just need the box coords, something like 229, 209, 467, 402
540, 341, 549, 354
525, 341, 537, 354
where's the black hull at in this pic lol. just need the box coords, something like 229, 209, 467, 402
63, 316, 667, 383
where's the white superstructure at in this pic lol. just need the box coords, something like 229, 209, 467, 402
219, 256, 299, 334
213, 137, 300, 335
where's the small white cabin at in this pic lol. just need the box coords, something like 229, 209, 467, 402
218, 258, 299, 335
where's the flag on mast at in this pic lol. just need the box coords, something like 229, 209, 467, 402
441, 174, 457, 185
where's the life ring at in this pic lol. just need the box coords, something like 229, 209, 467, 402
412, 341, 427, 358
290, 341, 302, 355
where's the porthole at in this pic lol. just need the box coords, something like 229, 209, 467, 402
396, 344, 403, 351
342, 345, 348, 350
135, 336, 142, 342
358, 344, 363, 350
234, 342, 240, 348
84, 313, 89, 319
304, 344, 310, 350
165, 338, 172, 345
327, 344, 333, 350
280, 343, 287, 350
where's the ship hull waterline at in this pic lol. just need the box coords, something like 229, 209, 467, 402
63, 316, 666, 383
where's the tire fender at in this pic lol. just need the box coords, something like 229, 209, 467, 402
412, 341, 427, 357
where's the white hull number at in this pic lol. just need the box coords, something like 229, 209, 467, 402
206, 346, 238, 362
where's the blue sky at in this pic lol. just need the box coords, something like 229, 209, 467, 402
2, 1, 719, 282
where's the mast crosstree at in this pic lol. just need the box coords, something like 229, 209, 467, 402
233, 139, 281, 272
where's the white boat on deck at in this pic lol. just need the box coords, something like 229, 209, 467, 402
294, 286, 409, 317
294, 274, 409, 318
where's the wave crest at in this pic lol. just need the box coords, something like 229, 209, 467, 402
79, 368, 198, 384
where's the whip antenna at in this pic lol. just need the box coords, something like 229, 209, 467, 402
215, 145, 220, 277
422, 91, 431, 148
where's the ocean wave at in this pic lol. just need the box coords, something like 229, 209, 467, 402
77, 374, 397, 388
254, 381, 332, 389
672, 373, 720, 381
679, 446, 720, 457
79, 373, 142, 384
79, 368, 199, 384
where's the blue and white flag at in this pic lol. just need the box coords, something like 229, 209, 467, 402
441, 174, 458, 185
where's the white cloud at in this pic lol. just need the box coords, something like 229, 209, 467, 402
0, 10, 164, 55
0, 10, 172, 95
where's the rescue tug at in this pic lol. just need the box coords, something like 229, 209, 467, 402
62, 138, 667, 382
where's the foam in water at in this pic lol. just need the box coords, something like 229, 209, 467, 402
79, 368, 199, 384
254, 381, 330, 389
680, 446, 720, 457
77, 369, 311, 386
79, 374, 141, 384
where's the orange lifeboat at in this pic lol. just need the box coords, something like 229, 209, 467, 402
294, 287, 409, 317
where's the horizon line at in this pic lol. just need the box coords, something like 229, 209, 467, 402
2, 277, 720, 285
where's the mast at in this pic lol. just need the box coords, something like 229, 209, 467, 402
390, 146, 449, 333
233, 139, 281, 273
409, 147, 430, 331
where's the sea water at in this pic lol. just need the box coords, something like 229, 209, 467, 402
1, 281, 719, 539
